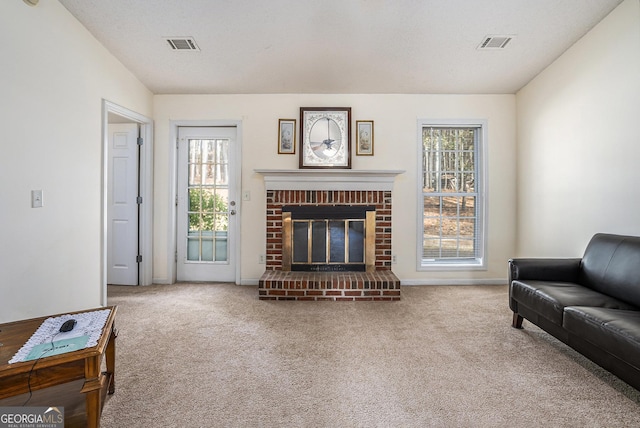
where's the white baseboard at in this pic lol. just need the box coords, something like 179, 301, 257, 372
239, 277, 507, 286
400, 278, 507, 286
152, 277, 174, 285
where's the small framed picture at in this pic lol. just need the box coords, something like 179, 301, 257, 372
356, 120, 374, 156
278, 119, 296, 154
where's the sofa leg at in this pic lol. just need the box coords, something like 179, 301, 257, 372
512, 313, 523, 329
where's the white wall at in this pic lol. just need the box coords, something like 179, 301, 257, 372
153, 94, 516, 285
516, 0, 640, 257
0, 2, 519, 323
0, 1, 153, 322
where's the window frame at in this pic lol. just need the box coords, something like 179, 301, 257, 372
416, 119, 488, 271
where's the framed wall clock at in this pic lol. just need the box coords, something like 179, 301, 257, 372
299, 107, 351, 169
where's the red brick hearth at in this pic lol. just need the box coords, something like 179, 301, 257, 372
259, 270, 401, 301
258, 188, 401, 301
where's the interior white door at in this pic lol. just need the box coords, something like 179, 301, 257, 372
107, 123, 139, 285
177, 127, 237, 282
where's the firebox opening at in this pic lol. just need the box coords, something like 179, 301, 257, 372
283, 205, 376, 272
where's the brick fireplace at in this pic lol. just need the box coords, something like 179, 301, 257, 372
256, 169, 403, 301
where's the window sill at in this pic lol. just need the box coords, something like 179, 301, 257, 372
418, 261, 486, 271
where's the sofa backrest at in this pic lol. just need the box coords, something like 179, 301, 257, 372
579, 233, 640, 307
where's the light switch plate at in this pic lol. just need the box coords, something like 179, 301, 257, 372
31, 190, 43, 208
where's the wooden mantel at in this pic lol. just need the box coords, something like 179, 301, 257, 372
255, 169, 404, 191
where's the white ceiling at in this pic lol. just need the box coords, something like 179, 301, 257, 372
58, 0, 623, 95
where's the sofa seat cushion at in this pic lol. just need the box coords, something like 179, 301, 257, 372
511, 280, 635, 325
564, 306, 640, 369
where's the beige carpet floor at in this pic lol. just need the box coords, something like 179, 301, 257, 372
102, 283, 640, 427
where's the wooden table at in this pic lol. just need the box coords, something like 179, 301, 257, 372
0, 306, 117, 428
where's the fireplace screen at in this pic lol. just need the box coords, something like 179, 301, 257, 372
283, 206, 375, 272
293, 219, 364, 264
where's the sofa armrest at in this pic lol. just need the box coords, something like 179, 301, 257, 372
508, 258, 582, 284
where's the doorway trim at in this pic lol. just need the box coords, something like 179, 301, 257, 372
101, 100, 154, 304
168, 120, 243, 284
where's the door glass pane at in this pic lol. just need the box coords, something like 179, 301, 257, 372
188, 164, 200, 185
202, 212, 214, 231
188, 214, 200, 232
188, 189, 201, 211
187, 236, 200, 261
186, 138, 230, 262
215, 232, 228, 261
201, 236, 214, 261
215, 165, 228, 185
215, 140, 229, 184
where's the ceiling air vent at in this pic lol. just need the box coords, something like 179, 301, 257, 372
477, 35, 514, 50
165, 37, 200, 51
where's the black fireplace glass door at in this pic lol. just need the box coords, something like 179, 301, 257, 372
348, 221, 365, 263
329, 221, 346, 263
311, 221, 327, 263
293, 221, 309, 263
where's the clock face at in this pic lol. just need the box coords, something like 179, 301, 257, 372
300, 108, 351, 168
309, 117, 342, 160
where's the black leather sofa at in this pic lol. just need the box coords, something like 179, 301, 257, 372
509, 233, 640, 390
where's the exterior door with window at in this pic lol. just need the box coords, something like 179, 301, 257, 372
177, 127, 237, 281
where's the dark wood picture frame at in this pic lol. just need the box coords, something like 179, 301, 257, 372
299, 107, 351, 169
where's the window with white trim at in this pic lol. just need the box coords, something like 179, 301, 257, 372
418, 122, 486, 268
